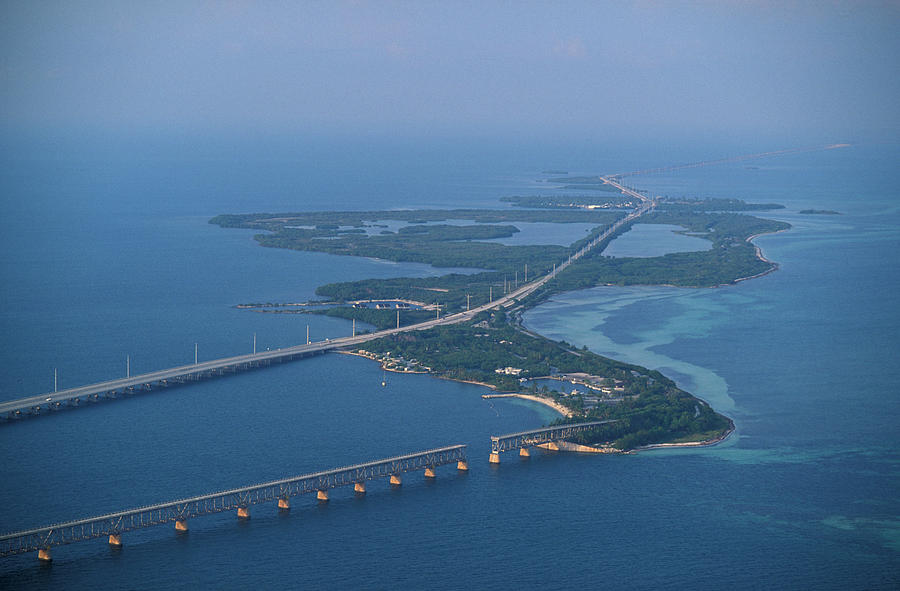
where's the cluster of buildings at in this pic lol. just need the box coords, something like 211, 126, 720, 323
352, 300, 416, 310
354, 349, 430, 373
538, 373, 631, 411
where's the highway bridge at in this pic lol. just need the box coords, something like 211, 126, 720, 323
610, 143, 849, 179
0, 445, 468, 561
1, 180, 652, 421
489, 420, 618, 462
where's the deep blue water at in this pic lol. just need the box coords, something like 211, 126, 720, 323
0, 136, 897, 589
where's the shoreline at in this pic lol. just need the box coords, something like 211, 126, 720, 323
334, 217, 770, 452
733, 228, 790, 284
336, 350, 430, 374
339, 350, 734, 449
338, 351, 573, 417
632, 419, 735, 452
595, 226, 790, 289
482, 393, 573, 418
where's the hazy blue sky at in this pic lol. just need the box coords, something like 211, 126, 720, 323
3, 1, 899, 144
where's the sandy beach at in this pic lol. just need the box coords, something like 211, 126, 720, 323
338, 344, 734, 448
734, 229, 790, 283
339, 350, 574, 416
633, 420, 735, 452
482, 393, 572, 417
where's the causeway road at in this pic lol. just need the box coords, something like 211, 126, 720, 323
1, 180, 651, 417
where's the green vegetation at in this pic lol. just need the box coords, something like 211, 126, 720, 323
255, 225, 567, 275
312, 306, 436, 330
210, 208, 622, 230
566, 390, 731, 450
212, 190, 787, 450
362, 311, 647, 390
657, 198, 784, 212
210, 209, 622, 277
534, 210, 790, 295
361, 311, 730, 450
317, 272, 503, 314
313, 220, 621, 313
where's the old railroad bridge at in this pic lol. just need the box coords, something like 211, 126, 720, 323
1, 419, 619, 563
1, 446, 469, 562
1, 183, 644, 564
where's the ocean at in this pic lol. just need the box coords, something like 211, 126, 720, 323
0, 133, 897, 589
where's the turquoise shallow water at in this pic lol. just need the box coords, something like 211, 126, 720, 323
0, 138, 897, 588
524, 146, 900, 584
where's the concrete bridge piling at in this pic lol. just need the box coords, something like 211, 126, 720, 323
0, 445, 467, 563
488, 421, 616, 463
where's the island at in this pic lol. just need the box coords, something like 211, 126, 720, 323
345, 311, 732, 450
211, 191, 789, 451
798, 209, 841, 215
501, 194, 638, 209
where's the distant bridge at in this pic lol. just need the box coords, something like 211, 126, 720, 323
611, 143, 850, 179
489, 420, 617, 463
0, 445, 468, 562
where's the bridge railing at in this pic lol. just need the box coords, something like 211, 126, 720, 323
0, 445, 467, 559
489, 420, 616, 460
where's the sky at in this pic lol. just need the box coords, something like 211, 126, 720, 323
2, 1, 899, 145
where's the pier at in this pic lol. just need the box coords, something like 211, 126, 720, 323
0, 445, 467, 561
489, 421, 616, 462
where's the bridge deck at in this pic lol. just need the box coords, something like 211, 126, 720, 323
2, 186, 649, 421
0, 445, 467, 558
490, 420, 616, 454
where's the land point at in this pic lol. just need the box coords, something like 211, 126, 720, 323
213, 189, 789, 451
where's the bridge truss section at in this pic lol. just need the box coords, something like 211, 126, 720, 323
0, 444, 467, 559
490, 420, 616, 457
